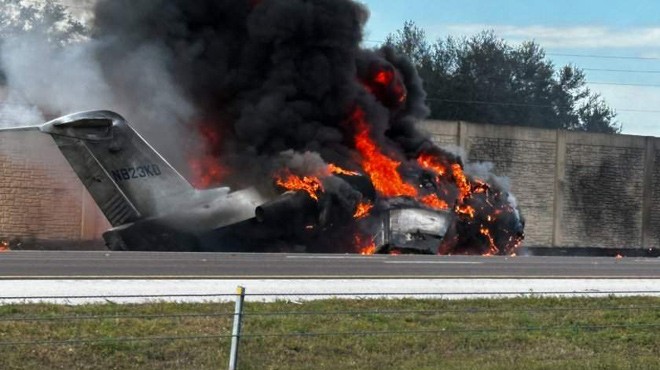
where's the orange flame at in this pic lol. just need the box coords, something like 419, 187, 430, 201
272, 162, 356, 200
351, 107, 417, 198
362, 68, 407, 105
355, 234, 377, 255
189, 121, 227, 189
353, 202, 374, 219
328, 164, 360, 176
451, 163, 471, 203
419, 194, 449, 210
275, 169, 324, 200
346, 107, 523, 256
480, 227, 499, 256
456, 204, 476, 218
0, 240, 9, 252
189, 155, 227, 189
417, 153, 447, 176
360, 244, 377, 255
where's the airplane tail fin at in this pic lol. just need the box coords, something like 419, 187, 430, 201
40, 110, 194, 226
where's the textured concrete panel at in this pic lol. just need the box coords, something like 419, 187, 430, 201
0, 131, 106, 241
646, 140, 660, 248
561, 134, 645, 248
467, 135, 556, 246
421, 120, 653, 250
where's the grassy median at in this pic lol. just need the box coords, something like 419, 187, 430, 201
0, 296, 658, 369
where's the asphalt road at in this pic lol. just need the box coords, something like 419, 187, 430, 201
0, 251, 657, 278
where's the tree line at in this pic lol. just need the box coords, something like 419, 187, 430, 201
385, 21, 620, 133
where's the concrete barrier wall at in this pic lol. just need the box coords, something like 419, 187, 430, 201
418, 120, 655, 249
0, 130, 108, 242
0, 121, 657, 249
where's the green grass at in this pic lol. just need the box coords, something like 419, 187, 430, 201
0, 296, 658, 369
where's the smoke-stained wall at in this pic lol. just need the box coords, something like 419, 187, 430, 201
0, 120, 658, 250
419, 120, 657, 250
561, 133, 646, 248
647, 139, 660, 249
468, 126, 557, 247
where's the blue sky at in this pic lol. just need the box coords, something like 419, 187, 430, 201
358, 0, 660, 136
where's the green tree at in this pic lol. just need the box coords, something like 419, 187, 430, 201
0, 0, 85, 43
385, 21, 620, 134
0, 0, 86, 85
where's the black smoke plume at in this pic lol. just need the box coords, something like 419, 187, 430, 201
92, 0, 524, 254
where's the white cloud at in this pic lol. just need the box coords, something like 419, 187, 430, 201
589, 84, 660, 137
431, 24, 660, 50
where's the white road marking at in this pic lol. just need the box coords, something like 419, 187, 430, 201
0, 275, 658, 279
384, 261, 483, 264
0, 279, 657, 304
286, 256, 387, 260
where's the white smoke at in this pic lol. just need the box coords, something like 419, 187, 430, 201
464, 160, 521, 219
0, 33, 115, 127
438, 143, 467, 160
104, 43, 197, 137
0, 20, 198, 170
277, 150, 329, 176
0, 30, 197, 123
0, 89, 44, 126
464, 161, 511, 191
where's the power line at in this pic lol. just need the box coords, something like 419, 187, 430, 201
363, 39, 660, 62
0, 323, 656, 347
3, 304, 654, 322
427, 98, 553, 109
0, 293, 238, 300
364, 39, 660, 70
244, 305, 660, 316
0, 312, 235, 323
0, 334, 233, 347
548, 53, 660, 61
584, 68, 660, 74
425, 97, 660, 114
239, 323, 660, 339
589, 81, 660, 88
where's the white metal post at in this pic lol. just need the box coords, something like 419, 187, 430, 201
228, 286, 245, 370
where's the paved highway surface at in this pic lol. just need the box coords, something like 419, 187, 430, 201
0, 251, 657, 278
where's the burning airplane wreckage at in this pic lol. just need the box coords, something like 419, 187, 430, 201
19, 0, 525, 255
